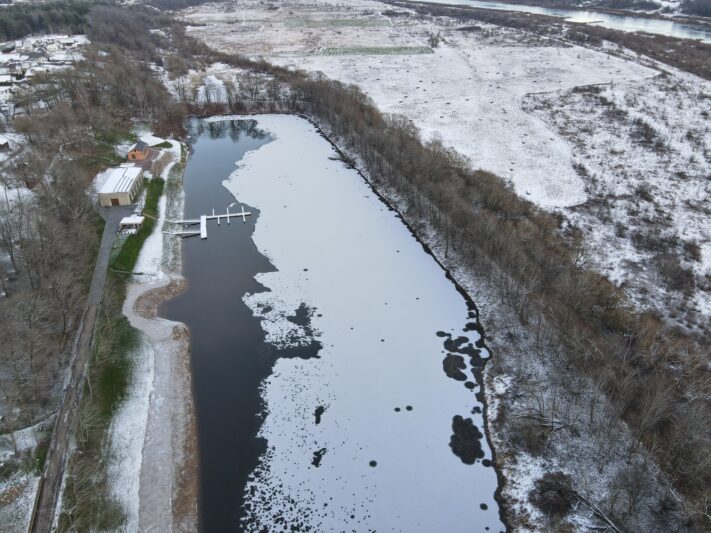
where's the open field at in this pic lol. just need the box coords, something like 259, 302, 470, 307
320, 45, 432, 54
184, 0, 710, 336
524, 74, 711, 336
184, 2, 655, 209
285, 17, 391, 27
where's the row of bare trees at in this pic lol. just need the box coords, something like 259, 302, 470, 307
0, 6, 189, 434
0, 162, 97, 429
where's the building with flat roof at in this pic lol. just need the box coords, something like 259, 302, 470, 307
98, 164, 143, 207
118, 214, 145, 235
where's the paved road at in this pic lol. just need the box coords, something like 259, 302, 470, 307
29, 205, 134, 533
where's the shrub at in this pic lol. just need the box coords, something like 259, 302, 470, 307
683, 240, 702, 262
634, 183, 654, 202
631, 117, 657, 145
529, 471, 576, 518
655, 253, 695, 293
511, 419, 547, 456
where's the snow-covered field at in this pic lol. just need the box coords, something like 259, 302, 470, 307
524, 73, 711, 331
0, 473, 39, 532
179, 1, 711, 529
185, 0, 656, 209
184, 0, 710, 335
221, 114, 503, 531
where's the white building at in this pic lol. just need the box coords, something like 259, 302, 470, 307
118, 214, 145, 235
98, 164, 143, 207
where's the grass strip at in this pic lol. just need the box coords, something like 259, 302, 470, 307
110, 178, 164, 274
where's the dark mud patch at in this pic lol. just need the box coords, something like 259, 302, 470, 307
311, 448, 327, 467
449, 415, 485, 465
314, 406, 325, 425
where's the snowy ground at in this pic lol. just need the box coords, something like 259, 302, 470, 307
185, 0, 656, 209
179, 1, 710, 530
524, 73, 711, 332
220, 114, 502, 531
0, 414, 54, 532
0, 473, 39, 532
184, 0, 710, 335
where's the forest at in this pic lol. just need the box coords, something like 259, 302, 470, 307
0, 0, 90, 42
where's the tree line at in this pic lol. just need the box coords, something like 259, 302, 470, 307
0, 2, 182, 466
0, 0, 90, 42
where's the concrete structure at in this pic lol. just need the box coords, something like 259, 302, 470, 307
98, 164, 143, 207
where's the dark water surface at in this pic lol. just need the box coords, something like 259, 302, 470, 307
160, 119, 275, 533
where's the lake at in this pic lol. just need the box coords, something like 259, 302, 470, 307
163, 115, 505, 532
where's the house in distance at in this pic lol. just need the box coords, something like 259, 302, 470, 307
127, 139, 150, 161
98, 164, 143, 206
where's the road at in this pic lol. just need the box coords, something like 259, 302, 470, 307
29, 205, 133, 533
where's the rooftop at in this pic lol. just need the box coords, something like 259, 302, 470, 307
99, 165, 142, 195
120, 214, 145, 225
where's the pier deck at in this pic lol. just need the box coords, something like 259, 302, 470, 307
162, 206, 252, 239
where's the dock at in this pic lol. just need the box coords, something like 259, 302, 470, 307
162, 205, 252, 239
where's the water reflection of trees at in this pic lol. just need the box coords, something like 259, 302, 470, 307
188, 118, 268, 144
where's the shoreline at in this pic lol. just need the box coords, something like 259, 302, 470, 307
113, 139, 199, 532
122, 275, 198, 532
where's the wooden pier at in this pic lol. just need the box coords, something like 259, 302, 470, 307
162, 206, 252, 239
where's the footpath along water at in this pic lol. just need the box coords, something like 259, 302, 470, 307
163, 115, 505, 532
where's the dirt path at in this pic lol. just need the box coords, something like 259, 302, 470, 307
122, 274, 198, 532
